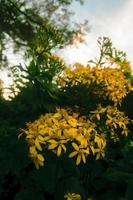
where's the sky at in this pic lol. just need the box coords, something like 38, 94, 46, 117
1, 0, 133, 91
59, 0, 133, 65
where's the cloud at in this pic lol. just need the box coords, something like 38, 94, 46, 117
61, 0, 133, 66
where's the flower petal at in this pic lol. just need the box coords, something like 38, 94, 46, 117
72, 142, 79, 151
57, 145, 62, 156
76, 154, 81, 165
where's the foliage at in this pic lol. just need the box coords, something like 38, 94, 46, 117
0, 35, 133, 200
0, 79, 4, 98
0, 0, 88, 67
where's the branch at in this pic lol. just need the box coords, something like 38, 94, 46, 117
8, 0, 44, 26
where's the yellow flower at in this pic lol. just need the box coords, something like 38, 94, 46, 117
68, 118, 78, 127
48, 139, 67, 156
91, 105, 130, 141
76, 134, 88, 147
21, 104, 130, 168
94, 134, 106, 149
69, 143, 89, 165
57, 65, 131, 104
36, 46, 44, 53
29, 146, 45, 169
64, 193, 81, 200
34, 154, 45, 169
95, 148, 105, 160
34, 137, 44, 151
64, 128, 78, 140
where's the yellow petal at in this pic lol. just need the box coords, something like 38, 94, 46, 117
77, 135, 84, 143
34, 161, 39, 169
81, 153, 86, 163
68, 119, 78, 127
27, 135, 34, 139
35, 139, 42, 151
61, 144, 66, 152
39, 161, 44, 167
90, 146, 95, 155
48, 143, 58, 150
83, 148, 90, 154
37, 154, 45, 162
43, 136, 51, 141
57, 145, 62, 156
76, 154, 81, 165
69, 128, 77, 137
96, 113, 100, 120
95, 137, 102, 149
113, 122, 117, 128
53, 113, 62, 119
18, 133, 23, 139
29, 146, 36, 155
38, 135, 45, 142
48, 139, 58, 144
72, 142, 79, 151
96, 153, 101, 160
39, 129, 47, 135
69, 151, 78, 158
87, 127, 93, 134
107, 114, 112, 120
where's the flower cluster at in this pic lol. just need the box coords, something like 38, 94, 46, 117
57, 64, 131, 104
90, 104, 130, 141
21, 62, 131, 169
21, 105, 130, 168
64, 193, 81, 200
21, 108, 107, 168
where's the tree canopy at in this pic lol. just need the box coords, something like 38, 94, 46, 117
0, 0, 88, 67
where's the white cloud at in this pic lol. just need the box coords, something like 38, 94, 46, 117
61, 0, 133, 66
